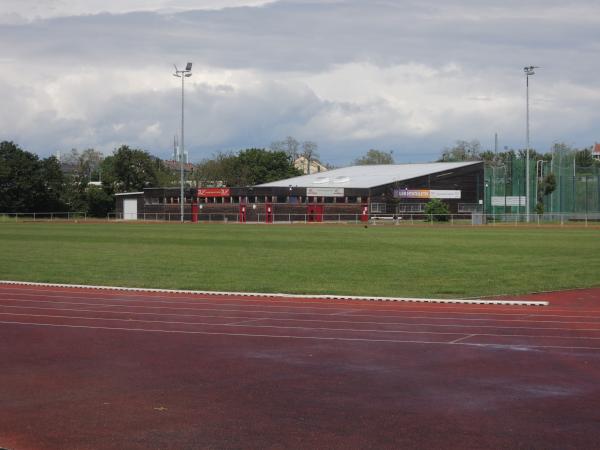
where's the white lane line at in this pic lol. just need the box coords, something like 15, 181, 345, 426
0, 281, 549, 306
0, 281, 568, 317
1, 285, 558, 312
1, 300, 599, 326
2, 320, 600, 351
0, 292, 365, 313
329, 310, 357, 316
449, 334, 477, 344
2, 312, 600, 341
224, 318, 265, 326
2, 298, 581, 323
0, 292, 548, 317
0, 313, 465, 337
3, 304, 600, 333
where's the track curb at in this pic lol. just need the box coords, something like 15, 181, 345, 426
0, 280, 549, 306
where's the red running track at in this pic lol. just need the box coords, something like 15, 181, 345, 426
1, 284, 600, 449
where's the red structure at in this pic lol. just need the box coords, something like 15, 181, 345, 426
265, 203, 273, 223
307, 204, 324, 222
360, 203, 369, 222
191, 200, 199, 223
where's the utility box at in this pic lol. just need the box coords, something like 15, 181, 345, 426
472, 213, 486, 225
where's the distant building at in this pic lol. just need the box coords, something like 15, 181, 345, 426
162, 159, 195, 173
294, 156, 328, 175
115, 161, 484, 221
593, 143, 600, 160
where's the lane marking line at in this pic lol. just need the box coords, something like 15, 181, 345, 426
0, 281, 549, 306
2, 320, 599, 351
0, 299, 597, 324
449, 334, 477, 344
0, 292, 549, 317
0, 298, 572, 324
0, 285, 557, 312
2, 304, 600, 333
1, 312, 599, 341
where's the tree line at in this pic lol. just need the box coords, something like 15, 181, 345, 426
438, 139, 600, 169
0, 141, 302, 216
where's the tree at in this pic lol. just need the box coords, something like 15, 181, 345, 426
575, 148, 594, 168
85, 185, 114, 217
354, 149, 394, 165
535, 172, 556, 215
439, 140, 482, 162
424, 198, 450, 222
100, 145, 171, 193
270, 136, 300, 162
0, 141, 66, 212
193, 149, 301, 187
233, 148, 302, 185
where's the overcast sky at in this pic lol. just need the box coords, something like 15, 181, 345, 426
1, 0, 598, 164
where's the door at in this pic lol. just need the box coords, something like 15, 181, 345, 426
123, 198, 138, 220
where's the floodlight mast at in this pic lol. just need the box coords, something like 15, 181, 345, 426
173, 62, 192, 222
524, 65, 539, 222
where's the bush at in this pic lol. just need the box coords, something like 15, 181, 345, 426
424, 199, 450, 222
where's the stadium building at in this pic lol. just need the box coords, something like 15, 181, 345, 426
115, 161, 484, 221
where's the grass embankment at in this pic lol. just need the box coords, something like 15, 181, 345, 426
0, 222, 598, 298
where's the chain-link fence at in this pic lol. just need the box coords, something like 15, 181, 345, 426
485, 150, 600, 215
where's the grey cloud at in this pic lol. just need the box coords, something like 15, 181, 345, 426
1, 0, 599, 164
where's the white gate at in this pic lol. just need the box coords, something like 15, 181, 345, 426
123, 199, 138, 220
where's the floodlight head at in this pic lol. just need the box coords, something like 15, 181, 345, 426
185, 73, 192, 77
524, 65, 538, 76
186, 62, 193, 71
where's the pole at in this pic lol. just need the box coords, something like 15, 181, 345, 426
526, 72, 530, 222
180, 74, 185, 223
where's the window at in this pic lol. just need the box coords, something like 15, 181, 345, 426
397, 203, 425, 213
370, 203, 386, 213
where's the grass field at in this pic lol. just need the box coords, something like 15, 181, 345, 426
0, 222, 599, 298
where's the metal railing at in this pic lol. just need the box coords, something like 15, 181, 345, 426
0, 212, 88, 222
106, 212, 600, 226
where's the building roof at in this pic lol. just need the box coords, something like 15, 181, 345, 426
257, 161, 481, 189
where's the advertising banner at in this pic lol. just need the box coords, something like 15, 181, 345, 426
197, 188, 230, 197
491, 196, 526, 206
394, 189, 461, 199
307, 187, 345, 197
430, 190, 461, 199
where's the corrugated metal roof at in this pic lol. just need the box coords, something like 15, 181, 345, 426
257, 162, 481, 189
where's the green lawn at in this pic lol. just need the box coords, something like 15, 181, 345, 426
0, 222, 599, 298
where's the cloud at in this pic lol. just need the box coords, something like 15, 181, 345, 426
1, 0, 599, 164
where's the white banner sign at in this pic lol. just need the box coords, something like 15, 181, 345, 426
394, 189, 461, 199
430, 190, 461, 199
307, 187, 345, 197
491, 196, 526, 206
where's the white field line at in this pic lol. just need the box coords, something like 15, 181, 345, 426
0, 280, 549, 306
0, 282, 600, 318
3, 291, 599, 319
1, 285, 564, 314
0, 292, 544, 317
2, 311, 599, 341
2, 320, 600, 351
2, 304, 600, 333
0, 298, 598, 325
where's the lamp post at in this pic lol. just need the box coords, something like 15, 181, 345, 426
524, 65, 539, 222
173, 62, 193, 222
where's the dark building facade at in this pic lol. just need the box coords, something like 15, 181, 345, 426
115, 162, 484, 222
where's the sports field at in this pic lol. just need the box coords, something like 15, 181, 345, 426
1, 222, 599, 298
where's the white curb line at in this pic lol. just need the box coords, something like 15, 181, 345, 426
0, 280, 549, 306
